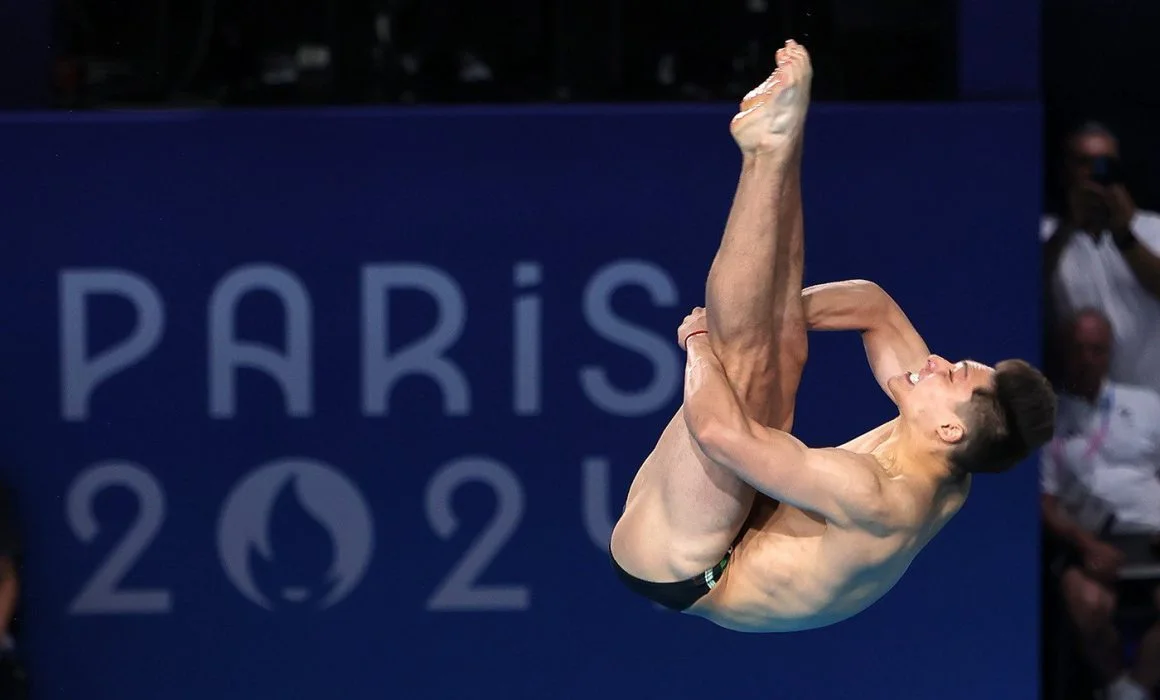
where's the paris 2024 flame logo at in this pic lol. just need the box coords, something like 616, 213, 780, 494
217, 459, 374, 610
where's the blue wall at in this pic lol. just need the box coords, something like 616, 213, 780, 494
0, 103, 1039, 700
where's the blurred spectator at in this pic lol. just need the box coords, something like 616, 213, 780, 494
1041, 309, 1160, 700
0, 480, 25, 699
1042, 123, 1160, 397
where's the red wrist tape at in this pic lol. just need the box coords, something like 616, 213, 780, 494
683, 329, 709, 346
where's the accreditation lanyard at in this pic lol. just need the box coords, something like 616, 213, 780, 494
1051, 387, 1115, 468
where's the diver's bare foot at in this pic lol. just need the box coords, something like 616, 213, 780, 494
730, 40, 812, 157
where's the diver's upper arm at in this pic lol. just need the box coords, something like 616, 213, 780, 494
861, 301, 931, 401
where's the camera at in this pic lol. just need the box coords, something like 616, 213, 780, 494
1091, 155, 1124, 185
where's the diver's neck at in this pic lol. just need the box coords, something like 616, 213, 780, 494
874, 422, 955, 482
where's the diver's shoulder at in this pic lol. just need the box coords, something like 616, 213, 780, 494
885, 469, 968, 530
931, 475, 970, 527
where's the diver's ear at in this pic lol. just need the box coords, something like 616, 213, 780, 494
936, 422, 964, 445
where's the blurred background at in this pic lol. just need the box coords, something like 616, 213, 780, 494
44, 0, 956, 106
0, 1, 1157, 699
9, 0, 1153, 206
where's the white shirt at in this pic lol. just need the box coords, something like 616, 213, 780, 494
1041, 210, 1160, 396
1040, 381, 1160, 534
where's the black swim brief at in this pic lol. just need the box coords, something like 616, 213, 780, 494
610, 546, 732, 611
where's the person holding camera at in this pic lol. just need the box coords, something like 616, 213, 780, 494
1042, 122, 1160, 397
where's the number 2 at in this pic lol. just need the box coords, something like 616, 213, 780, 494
66, 462, 172, 615
425, 457, 529, 611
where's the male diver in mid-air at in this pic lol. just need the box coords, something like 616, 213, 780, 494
608, 40, 1056, 633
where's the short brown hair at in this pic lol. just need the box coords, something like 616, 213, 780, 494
949, 359, 1057, 475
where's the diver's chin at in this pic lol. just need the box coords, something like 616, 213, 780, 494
889, 373, 916, 403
